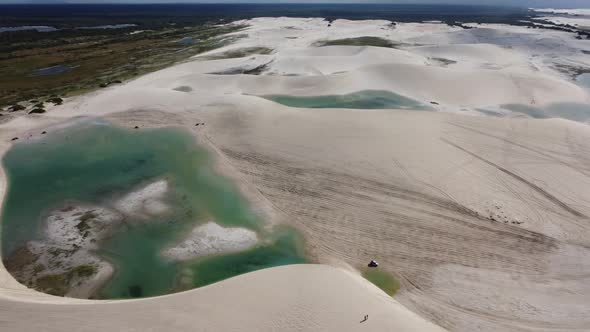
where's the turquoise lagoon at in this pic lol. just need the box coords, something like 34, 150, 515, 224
1, 120, 305, 299
261, 90, 433, 110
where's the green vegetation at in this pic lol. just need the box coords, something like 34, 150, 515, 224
33, 264, 46, 274
36, 273, 69, 296
362, 269, 400, 296
430, 57, 457, 66
314, 36, 403, 48
210, 62, 271, 75
75, 220, 91, 233
553, 64, 590, 78
201, 46, 274, 60
8, 104, 25, 112
28, 108, 46, 114
0, 23, 245, 108
71, 265, 97, 278
79, 211, 98, 223
34, 265, 98, 296
173, 86, 193, 92
47, 97, 63, 105
2, 246, 36, 272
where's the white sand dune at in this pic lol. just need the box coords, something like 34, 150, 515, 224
536, 16, 590, 30
531, 8, 590, 30
409, 43, 529, 68
533, 8, 590, 16
0, 265, 446, 332
2, 16, 590, 332
130, 62, 586, 108
265, 46, 427, 76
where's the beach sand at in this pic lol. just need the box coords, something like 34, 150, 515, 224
1, 17, 590, 331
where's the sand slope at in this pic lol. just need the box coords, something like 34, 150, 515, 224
0, 264, 446, 332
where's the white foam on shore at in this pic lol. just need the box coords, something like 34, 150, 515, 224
162, 222, 258, 261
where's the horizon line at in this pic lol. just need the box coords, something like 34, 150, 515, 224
0, 2, 534, 7
1, 2, 586, 10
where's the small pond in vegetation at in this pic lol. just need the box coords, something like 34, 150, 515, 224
362, 268, 400, 296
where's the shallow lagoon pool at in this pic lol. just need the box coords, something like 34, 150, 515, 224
502, 103, 590, 122
1, 120, 305, 299
577, 73, 590, 90
261, 90, 433, 110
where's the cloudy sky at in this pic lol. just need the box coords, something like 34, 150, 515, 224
2, 0, 589, 8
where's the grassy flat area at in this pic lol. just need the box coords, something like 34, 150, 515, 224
0, 24, 244, 109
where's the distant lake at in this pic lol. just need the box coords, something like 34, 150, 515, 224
262, 90, 433, 110
502, 102, 590, 123
0, 26, 57, 33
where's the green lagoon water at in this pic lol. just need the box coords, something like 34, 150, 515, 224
262, 90, 432, 110
499, 74, 590, 122
362, 269, 400, 296
502, 103, 590, 122
577, 73, 590, 90
1, 120, 305, 299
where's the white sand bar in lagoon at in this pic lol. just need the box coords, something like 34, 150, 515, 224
114, 179, 169, 217
163, 222, 258, 261
45, 205, 123, 249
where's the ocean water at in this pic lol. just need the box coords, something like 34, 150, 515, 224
1, 120, 305, 299
262, 90, 432, 110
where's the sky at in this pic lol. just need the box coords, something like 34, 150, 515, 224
1, 0, 589, 8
